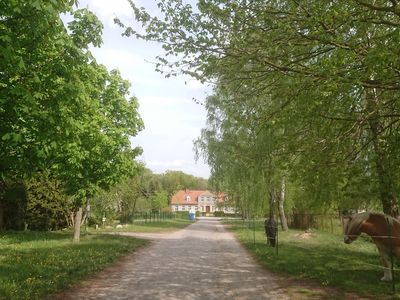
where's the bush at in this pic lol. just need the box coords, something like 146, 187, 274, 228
214, 211, 225, 217
174, 211, 190, 219
25, 174, 72, 231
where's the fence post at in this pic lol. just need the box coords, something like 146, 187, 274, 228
391, 253, 395, 295
276, 224, 279, 256
253, 217, 256, 246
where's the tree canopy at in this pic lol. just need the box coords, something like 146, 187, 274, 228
0, 0, 144, 239
122, 0, 400, 217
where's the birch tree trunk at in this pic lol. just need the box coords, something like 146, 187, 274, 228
0, 202, 3, 230
0, 181, 5, 230
278, 179, 288, 231
366, 89, 399, 218
73, 207, 82, 243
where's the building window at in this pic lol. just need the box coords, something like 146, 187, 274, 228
175, 206, 178, 211
186, 195, 191, 202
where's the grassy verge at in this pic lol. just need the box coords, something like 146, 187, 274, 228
0, 231, 148, 299
98, 218, 194, 233
223, 219, 399, 298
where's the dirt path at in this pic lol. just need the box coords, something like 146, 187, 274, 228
53, 218, 364, 299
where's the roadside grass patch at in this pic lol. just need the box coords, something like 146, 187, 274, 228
0, 231, 148, 299
224, 219, 398, 298
99, 218, 193, 233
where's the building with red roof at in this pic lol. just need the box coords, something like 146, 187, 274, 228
170, 189, 234, 214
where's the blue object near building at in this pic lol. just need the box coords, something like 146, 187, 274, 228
189, 212, 196, 221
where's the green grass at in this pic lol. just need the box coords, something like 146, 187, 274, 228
98, 218, 194, 233
224, 219, 399, 298
0, 231, 149, 300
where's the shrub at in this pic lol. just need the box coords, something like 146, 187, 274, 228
25, 174, 73, 231
214, 211, 225, 217
175, 211, 190, 219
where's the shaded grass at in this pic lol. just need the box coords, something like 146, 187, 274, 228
0, 231, 148, 299
224, 219, 399, 298
98, 218, 194, 233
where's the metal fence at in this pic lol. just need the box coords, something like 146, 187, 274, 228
129, 212, 176, 224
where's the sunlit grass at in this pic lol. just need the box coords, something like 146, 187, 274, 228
0, 231, 148, 299
98, 218, 194, 233
224, 219, 399, 298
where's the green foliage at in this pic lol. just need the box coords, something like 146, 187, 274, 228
0, 231, 148, 299
91, 169, 209, 223
159, 170, 209, 196
174, 211, 191, 219
0, 0, 144, 241
124, 0, 400, 216
150, 190, 169, 211
213, 211, 225, 217
25, 174, 73, 231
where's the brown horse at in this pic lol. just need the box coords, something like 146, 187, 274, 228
343, 212, 400, 281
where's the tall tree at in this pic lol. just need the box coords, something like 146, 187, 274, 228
122, 0, 400, 217
0, 1, 144, 239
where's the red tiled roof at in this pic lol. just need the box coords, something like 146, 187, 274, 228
170, 190, 205, 205
170, 190, 228, 205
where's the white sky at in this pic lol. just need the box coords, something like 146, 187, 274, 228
74, 0, 211, 178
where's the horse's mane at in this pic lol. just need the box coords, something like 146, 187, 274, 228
368, 212, 400, 226
349, 212, 400, 232
348, 212, 370, 234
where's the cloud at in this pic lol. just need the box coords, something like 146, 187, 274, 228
146, 160, 210, 178
92, 48, 142, 69
147, 160, 188, 167
139, 96, 179, 107
84, 0, 134, 27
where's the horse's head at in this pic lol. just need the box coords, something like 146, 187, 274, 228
343, 212, 368, 244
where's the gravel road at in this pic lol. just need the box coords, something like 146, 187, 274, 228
54, 217, 290, 299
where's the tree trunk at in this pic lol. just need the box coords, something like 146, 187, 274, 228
278, 179, 289, 231
73, 207, 82, 243
268, 190, 275, 219
0, 181, 5, 230
0, 202, 4, 230
366, 89, 399, 218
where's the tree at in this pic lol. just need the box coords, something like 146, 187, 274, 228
0, 1, 144, 240
0, 0, 80, 227
122, 0, 400, 217
55, 62, 143, 242
160, 170, 209, 196
150, 190, 169, 211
